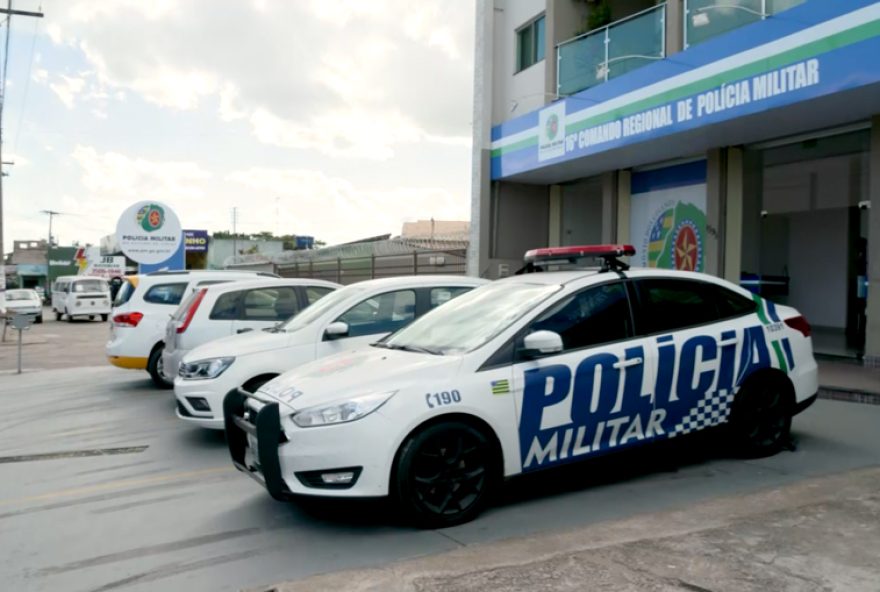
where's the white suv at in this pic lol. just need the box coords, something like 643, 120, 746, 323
175, 275, 488, 429
161, 278, 340, 384
106, 270, 279, 387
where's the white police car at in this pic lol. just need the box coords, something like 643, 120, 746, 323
225, 246, 818, 527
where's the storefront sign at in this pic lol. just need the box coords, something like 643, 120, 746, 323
115, 201, 182, 265
490, 1, 880, 179
81, 256, 126, 279
630, 161, 707, 273
184, 229, 209, 252
138, 242, 186, 274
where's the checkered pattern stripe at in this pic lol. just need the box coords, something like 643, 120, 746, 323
669, 389, 735, 438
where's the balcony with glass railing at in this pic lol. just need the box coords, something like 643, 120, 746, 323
684, 0, 807, 48
557, 3, 667, 97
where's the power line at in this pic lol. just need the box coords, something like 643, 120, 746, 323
0, 1, 45, 300
13, 4, 40, 152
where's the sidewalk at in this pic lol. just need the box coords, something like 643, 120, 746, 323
817, 358, 880, 404
258, 467, 880, 592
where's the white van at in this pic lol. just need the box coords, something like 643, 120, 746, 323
52, 276, 112, 322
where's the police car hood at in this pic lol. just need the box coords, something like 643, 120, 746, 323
182, 328, 294, 362
257, 346, 462, 411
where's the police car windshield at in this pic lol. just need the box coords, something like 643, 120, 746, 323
384, 282, 560, 355
279, 284, 366, 332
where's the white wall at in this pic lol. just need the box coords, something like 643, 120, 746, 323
492, 0, 547, 125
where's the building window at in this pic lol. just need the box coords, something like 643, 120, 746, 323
517, 15, 545, 72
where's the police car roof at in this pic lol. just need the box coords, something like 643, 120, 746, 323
497, 267, 737, 289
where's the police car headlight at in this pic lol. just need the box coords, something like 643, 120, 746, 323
179, 357, 235, 380
292, 391, 396, 428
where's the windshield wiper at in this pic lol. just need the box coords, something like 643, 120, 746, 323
376, 343, 443, 355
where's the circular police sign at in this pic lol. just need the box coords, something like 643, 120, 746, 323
115, 201, 182, 264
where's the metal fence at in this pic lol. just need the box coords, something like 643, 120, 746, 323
276, 249, 467, 285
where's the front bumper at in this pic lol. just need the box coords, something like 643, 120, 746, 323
224, 389, 394, 498
174, 376, 230, 430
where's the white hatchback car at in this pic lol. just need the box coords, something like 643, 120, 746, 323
161, 278, 340, 384
175, 275, 488, 430
225, 246, 818, 527
106, 270, 279, 387
3, 289, 43, 323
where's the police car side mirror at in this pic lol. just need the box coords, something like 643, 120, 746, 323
520, 330, 563, 358
324, 321, 350, 340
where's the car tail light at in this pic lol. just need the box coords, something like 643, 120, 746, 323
784, 315, 811, 337
177, 288, 207, 334
113, 312, 144, 327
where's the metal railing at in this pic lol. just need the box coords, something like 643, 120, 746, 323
276, 249, 468, 285
684, 0, 806, 48
557, 3, 666, 97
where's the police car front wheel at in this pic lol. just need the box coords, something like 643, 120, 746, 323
729, 375, 793, 458
394, 421, 499, 528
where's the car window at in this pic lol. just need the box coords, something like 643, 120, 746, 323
305, 286, 333, 305
529, 282, 632, 352
73, 279, 108, 293
634, 278, 726, 335
242, 287, 299, 321
209, 291, 241, 320
113, 279, 136, 307
143, 283, 188, 305
338, 290, 416, 337
711, 284, 758, 319
429, 287, 472, 309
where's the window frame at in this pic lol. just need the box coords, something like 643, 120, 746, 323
630, 277, 758, 337
516, 13, 546, 73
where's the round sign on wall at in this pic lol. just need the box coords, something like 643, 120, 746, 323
115, 201, 182, 264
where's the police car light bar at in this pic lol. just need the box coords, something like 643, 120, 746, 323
520, 244, 636, 274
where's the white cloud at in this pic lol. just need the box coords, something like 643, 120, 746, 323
227, 167, 468, 243
41, 0, 474, 155
48, 75, 85, 109
72, 145, 212, 201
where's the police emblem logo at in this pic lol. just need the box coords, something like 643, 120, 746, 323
136, 204, 165, 233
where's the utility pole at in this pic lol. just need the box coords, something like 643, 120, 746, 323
231, 207, 238, 262
41, 210, 61, 290
0, 2, 45, 313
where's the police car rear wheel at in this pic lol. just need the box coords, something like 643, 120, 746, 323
395, 422, 497, 528
731, 378, 792, 458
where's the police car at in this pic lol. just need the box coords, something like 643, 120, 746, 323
225, 245, 818, 527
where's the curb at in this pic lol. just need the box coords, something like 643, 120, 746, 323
817, 386, 880, 405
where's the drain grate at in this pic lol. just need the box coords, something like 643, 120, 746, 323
0, 446, 148, 464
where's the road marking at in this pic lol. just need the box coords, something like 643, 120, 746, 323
0, 466, 234, 506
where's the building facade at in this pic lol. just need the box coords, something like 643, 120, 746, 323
470, 0, 880, 363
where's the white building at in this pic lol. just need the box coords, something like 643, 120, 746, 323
470, 0, 880, 364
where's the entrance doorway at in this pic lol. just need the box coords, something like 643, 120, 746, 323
742, 130, 870, 359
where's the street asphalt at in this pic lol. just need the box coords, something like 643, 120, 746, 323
1, 362, 880, 592
2, 314, 880, 591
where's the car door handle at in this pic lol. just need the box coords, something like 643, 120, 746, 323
613, 357, 643, 370
237, 328, 253, 334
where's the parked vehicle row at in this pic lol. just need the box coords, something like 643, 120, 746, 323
103, 245, 820, 528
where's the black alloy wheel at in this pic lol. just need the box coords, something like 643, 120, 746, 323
730, 377, 792, 458
396, 422, 497, 528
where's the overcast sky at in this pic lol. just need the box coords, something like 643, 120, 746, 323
1, 0, 475, 253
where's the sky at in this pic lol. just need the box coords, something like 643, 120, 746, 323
1, 0, 476, 254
